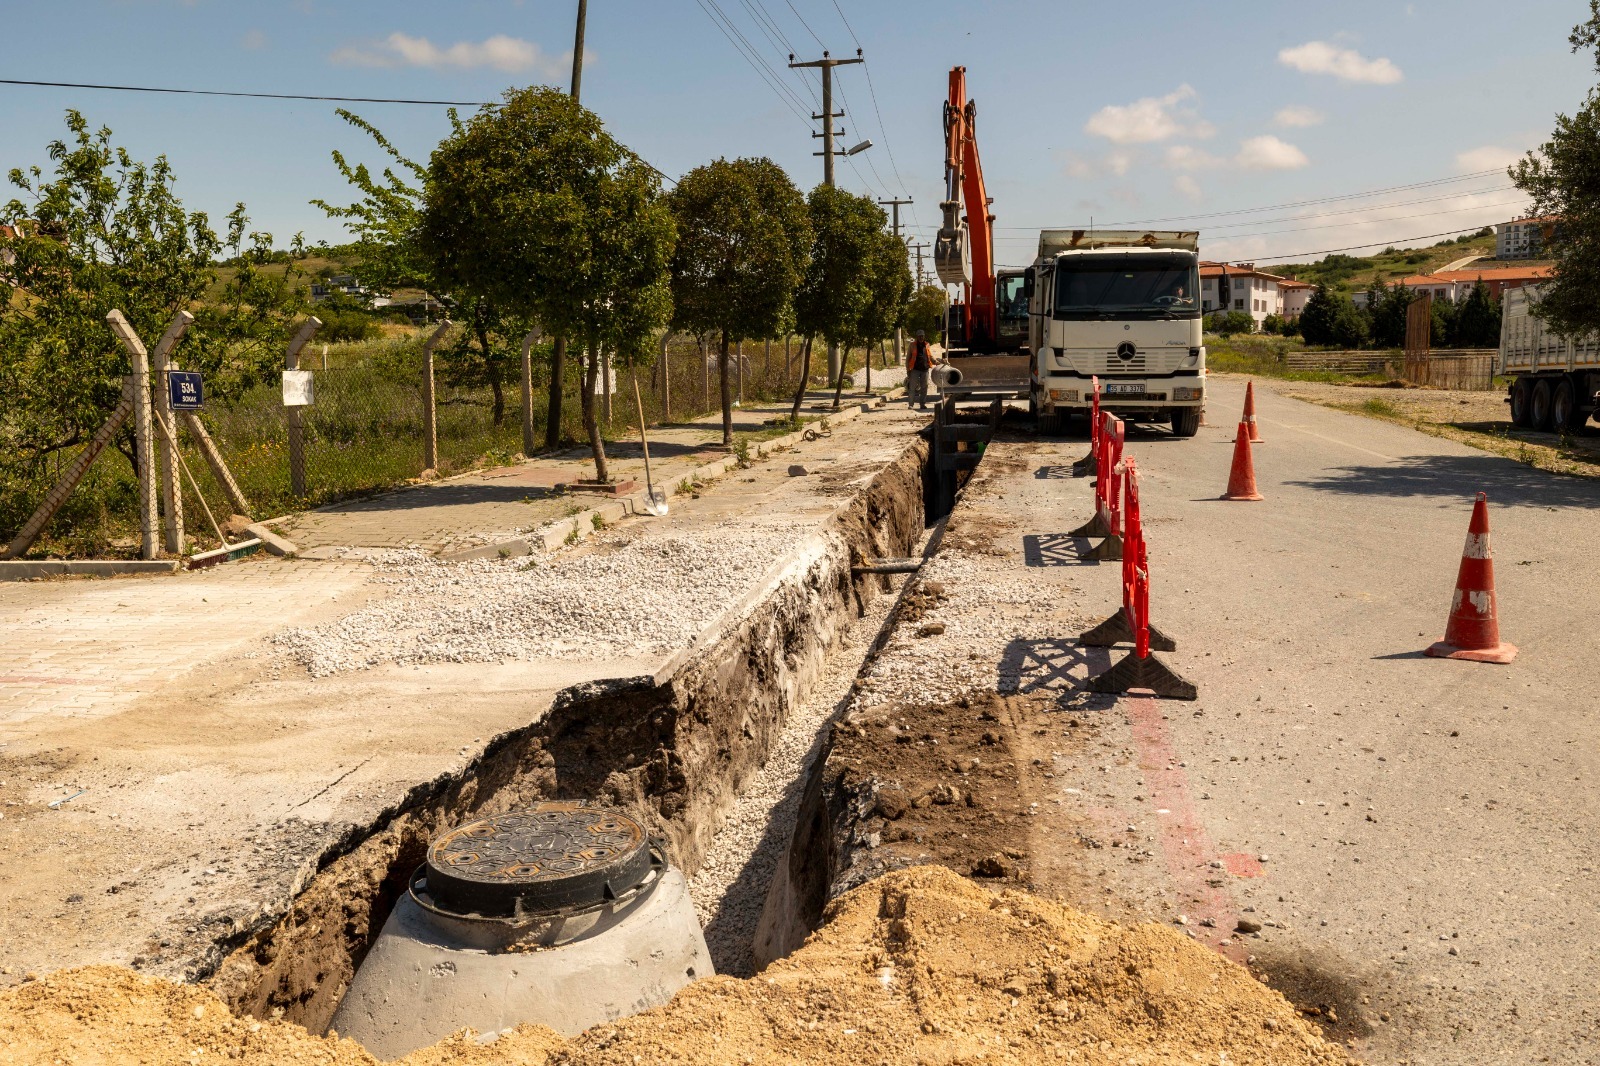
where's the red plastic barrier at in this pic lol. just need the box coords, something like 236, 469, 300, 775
1095, 413, 1125, 533
1089, 375, 1101, 453
1124, 458, 1151, 659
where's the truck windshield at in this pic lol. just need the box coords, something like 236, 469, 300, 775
1052, 255, 1201, 320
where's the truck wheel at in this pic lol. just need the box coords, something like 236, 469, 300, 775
1510, 379, 1533, 427
1531, 378, 1555, 431
1171, 407, 1201, 438
1553, 379, 1578, 431
1037, 410, 1065, 436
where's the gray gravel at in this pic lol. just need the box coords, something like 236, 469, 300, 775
271, 530, 799, 676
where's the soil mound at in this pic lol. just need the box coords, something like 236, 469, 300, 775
0, 866, 1348, 1065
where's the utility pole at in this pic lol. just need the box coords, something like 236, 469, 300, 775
910, 240, 929, 288
790, 49, 863, 388
879, 198, 912, 364
547, 0, 588, 450
789, 50, 863, 188
570, 0, 588, 102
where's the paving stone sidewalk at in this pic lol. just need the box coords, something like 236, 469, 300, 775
276, 391, 892, 555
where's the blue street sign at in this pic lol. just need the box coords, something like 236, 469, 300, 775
168, 370, 203, 410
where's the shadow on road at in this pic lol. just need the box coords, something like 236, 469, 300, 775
1022, 533, 1108, 567
998, 637, 1113, 695
1286, 454, 1600, 509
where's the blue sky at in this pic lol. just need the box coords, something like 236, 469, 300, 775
2, 1, 1592, 266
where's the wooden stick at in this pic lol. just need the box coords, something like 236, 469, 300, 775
2, 378, 134, 559
106, 310, 158, 560
153, 402, 225, 547
179, 412, 251, 516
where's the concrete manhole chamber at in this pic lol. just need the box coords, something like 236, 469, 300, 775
329, 800, 713, 1058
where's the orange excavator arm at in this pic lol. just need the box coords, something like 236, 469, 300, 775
935, 66, 997, 347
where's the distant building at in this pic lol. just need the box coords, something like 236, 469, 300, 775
1199, 262, 1287, 329
1355, 264, 1553, 308
1496, 216, 1560, 259
1276, 278, 1314, 320
310, 274, 370, 302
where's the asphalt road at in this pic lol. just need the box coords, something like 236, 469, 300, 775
1105, 377, 1600, 1064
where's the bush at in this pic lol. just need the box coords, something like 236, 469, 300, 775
316, 308, 379, 343
1261, 313, 1286, 335
1204, 310, 1256, 336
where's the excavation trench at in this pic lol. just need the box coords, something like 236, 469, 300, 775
204, 432, 944, 1035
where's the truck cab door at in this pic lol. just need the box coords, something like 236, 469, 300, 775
1029, 265, 1050, 354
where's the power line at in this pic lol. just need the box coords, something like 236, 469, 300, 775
859, 59, 921, 233
0, 77, 488, 106
1099, 169, 1509, 227
782, 0, 827, 48
693, 0, 812, 124
1203, 200, 1525, 244
828, 0, 864, 49
1248, 226, 1498, 263
704, 0, 814, 116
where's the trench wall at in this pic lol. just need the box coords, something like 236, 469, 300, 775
204, 436, 929, 1034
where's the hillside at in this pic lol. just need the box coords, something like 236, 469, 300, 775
1269, 227, 1540, 294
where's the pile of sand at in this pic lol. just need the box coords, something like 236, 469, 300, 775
1, 866, 1348, 1065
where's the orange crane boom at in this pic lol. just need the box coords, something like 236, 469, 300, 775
935, 66, 997, 348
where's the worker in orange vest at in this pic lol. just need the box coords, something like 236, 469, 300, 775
906, 330, 935, 410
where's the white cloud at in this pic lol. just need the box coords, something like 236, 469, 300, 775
1105, 150, 1134, 177
331, 33, 571, 75
1456, 145, 1522, 172
1063, 155, 1095, 180
242, 28, 268, 50
1085, 85, 1214, 145
1164, 145, 1224, 171
1236, 135, 1310, 171
1274, 105, 1323, 128
1204, 188, 1525, 261
1174, 175, 1203, 203
1278, 41, 1402, 85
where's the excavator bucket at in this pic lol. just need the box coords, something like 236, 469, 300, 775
936, 216, 972, 287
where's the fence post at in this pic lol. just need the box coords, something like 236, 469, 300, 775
285, 317, 322, 497
105, 310, 159, 560
149, 311, 195, 551
420, 320, 452, 473
660, 333, 672, 423
521, 330, 539, 457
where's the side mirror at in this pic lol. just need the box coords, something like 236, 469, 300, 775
1023, 268, 1035, 301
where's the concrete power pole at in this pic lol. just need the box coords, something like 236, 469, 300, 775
571, 0, 588, 102
879, 197, 912, 364
790, 50, 863, 385
910, 241, 929, 288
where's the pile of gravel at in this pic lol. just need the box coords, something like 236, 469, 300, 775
272, 530, 799, 677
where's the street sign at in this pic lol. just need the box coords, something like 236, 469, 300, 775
168, 370, 203, 410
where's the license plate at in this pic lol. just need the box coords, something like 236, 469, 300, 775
1104, 383, 1145, 396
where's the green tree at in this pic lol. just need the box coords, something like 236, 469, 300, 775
0, 111, 303, 495
1510, 4, 1600, 338
829, 228, 912, 407
1297, 284, 1340, 346
665, 157, 810, 446
1204, 310, 1256, 336
1451, 280, 1502, 348
1368, 278, 1415, 349
420, 88, 675, 480
789, 186, 884, 419
315, 110, 532, 429
904, 284, 947, 339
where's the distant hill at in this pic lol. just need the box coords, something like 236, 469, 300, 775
1268, 227, 1540, 294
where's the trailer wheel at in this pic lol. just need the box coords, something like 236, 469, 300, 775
1553, 379, 1578, 432
1171, 407, 1201, 438
1531, 378, 1555, 431
1510, 379, 1533, 427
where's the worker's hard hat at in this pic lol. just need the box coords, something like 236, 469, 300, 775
916, 330, 926, 338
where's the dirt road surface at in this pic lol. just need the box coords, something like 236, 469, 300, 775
812, 379, 1598, 1065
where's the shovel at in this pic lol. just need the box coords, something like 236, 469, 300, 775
632, 376, 669, 516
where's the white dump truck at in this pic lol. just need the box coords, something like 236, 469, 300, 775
1502, 284, 1600, 430
1026, 230, 1206, 436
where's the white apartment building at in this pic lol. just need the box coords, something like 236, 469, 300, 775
1496, 216, 1558, 259
1199, 263, 1286, 330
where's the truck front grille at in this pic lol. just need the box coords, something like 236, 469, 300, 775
1055, 348, 1190, 375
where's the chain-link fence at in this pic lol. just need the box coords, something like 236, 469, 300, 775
2, 330, 903, 557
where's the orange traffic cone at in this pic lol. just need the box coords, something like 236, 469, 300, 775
1425, 493, 1516, 663
1222, 422, 1264, 501
1233, 381, 1263, 442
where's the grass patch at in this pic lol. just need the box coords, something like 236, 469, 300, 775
1316, 396, 1600, 479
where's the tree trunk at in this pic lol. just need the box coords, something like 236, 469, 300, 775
474, 317, 506, 426
831, 343, 849, 409
545, 335, 567, 450
788, 335, 815, 422
719, 329, 733, 447
581, 343, 609, 482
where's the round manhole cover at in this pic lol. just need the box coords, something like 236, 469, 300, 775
424, 801, 654, 918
